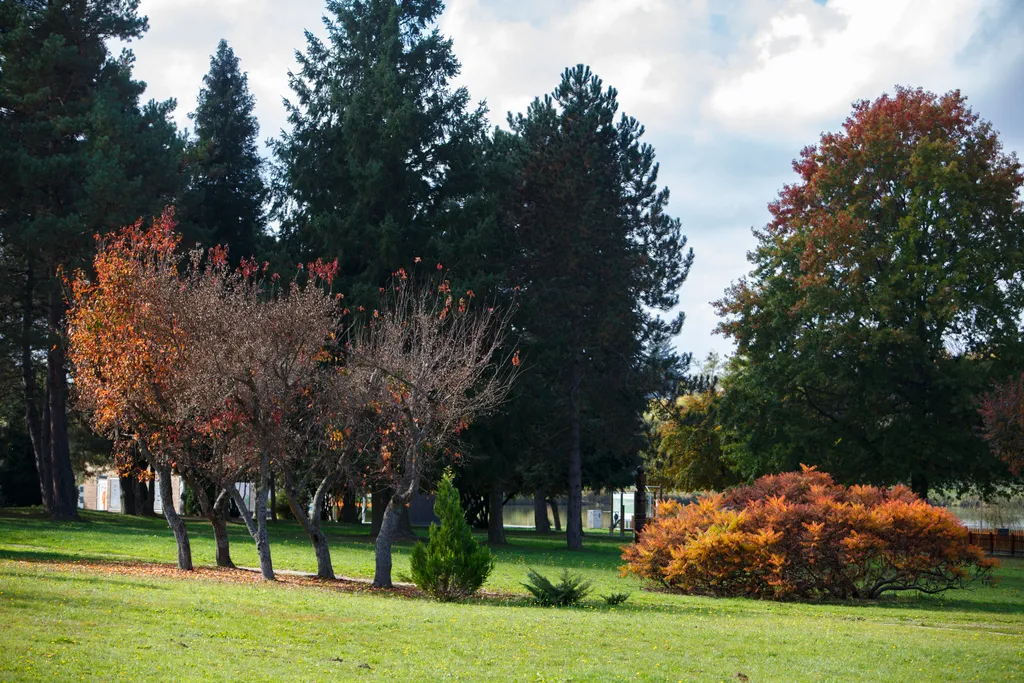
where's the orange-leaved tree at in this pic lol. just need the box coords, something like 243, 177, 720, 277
622, 466, 995, 600
66, 210, 199, 570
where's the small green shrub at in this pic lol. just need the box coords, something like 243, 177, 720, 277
522, 568, 592, 607
600, 591, 631, 606
182, 485, 202, 516
409, 471, 495, 601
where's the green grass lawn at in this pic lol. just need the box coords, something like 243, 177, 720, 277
0, 508, 1021, 682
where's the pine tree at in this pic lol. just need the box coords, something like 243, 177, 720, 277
272, 0, 486, 304
179, 39, 266, 260
508, 66, 692, 549
0, 0, 182, 520
410, 470, 494, 600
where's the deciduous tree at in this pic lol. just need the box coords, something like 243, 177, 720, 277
644, 390, 740, 493
716, 87, 1024, 498
979, 373, 1024, 477
67, 213, 196, 569
350, 273, 518, 587
179, 252, 342, 581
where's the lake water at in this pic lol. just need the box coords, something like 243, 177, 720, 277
947, 506, 1024, 531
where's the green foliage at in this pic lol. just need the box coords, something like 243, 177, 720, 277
272, 0, 486, 305
600, 591, 631, 606
521, 568, 593, 607
410, 471, 494, 600
183, 485, 202, 517
274, 491, 295, 520
507, 65, 694, 541
0, 0, 182, 519
0, 0, 183, 268
178, 39, 267, 260
644, 389, 741, 492
714, 88, 1024, 497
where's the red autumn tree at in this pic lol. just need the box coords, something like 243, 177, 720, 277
714, 87, 1024, 497
979, 373, 1024, 477
176, 252, 342, 580
350, 272, 519, 588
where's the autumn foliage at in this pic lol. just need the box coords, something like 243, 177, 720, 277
622, 467, 995, 600
979, 372, 1024, 476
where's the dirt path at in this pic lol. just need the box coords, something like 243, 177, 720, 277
1, 557, 521, 601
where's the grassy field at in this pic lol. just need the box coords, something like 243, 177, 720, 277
0, 508, 1021, 682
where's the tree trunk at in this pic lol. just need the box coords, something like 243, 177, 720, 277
253, 448, 274, 579
212, 489, 233, 568
488, 483, 506, 545
119, 474, 137, 515
140, 473, 155, 516
229, 474, 274, 580
566, 357, 583, 550
373, 495, 405, 588
533, 489, 551, 533
156, 465, 192, 570
549, 497, 562, 532
187, 475, 233, 568
911, 472, 929, 502
47, 289, 77, 522
21, 263, 53, 514
283, 472, 334, 579
341, 486, 361, 524
371, 488, 388, 536
270, 472, 277, 522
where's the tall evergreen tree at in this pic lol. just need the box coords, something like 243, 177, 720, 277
178, 39, 266, 260
271, 0, 486, 304
508, 65, 692, 549
0, 0, 182, 519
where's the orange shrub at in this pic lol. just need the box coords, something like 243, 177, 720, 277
622, 466, 996, 599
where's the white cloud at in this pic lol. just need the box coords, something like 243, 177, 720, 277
706, 0, 1009, 138
121, 0, 1024, 361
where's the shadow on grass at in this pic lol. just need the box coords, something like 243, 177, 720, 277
4, 507, 1020, 620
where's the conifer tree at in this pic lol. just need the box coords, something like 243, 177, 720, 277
508, 65, 692, 549
0, 0, 182, 520
179, 39, 266, 260
272, 0, 486, 304
410, 470, 494, 600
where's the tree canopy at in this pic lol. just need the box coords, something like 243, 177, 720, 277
508, 65, 692, 548
178, 39, 267, 260
715, 87, 1024, 498
272, 0, 486, 304
0, 0, 182, 520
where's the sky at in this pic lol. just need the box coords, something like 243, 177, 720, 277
124, 0, 1024, 363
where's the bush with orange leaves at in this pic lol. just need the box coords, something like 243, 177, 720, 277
622, 467, 996, 600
